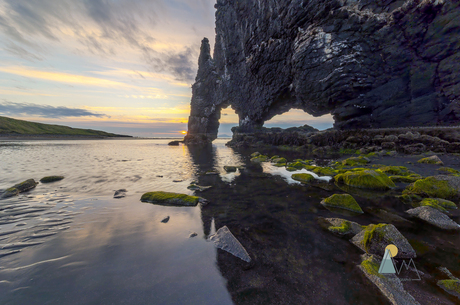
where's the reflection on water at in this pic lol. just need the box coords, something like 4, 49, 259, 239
1, 139, 458, 304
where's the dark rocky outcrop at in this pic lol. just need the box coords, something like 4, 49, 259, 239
185, 0, 460, 143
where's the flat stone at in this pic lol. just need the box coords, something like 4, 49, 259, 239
209, 226, 251, 262
406, 206, 460, 230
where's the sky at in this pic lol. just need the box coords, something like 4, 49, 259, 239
0, 0, 333, 137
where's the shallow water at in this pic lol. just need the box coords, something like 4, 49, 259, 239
0, 139, 459, 304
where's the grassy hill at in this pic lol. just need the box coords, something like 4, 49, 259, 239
0, 116, 130, 137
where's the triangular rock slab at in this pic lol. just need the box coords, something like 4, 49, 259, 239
406, 206, 460, 230
209, 226, 251, 262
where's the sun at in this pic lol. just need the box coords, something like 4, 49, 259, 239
180, 130, 187, 135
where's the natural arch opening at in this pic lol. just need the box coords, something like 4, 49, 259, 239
217, 107, 239, 138
263, 109, 334, 131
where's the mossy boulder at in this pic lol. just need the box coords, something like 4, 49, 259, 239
140, 191, 202, 206
406, 206, 460, 230
378, 166, 409, 176
342, 156, 370, 166
40, 176, 64, 183
251, 152, 261, 157
438, 167, 460, 175
271, 157, 287, 164
273, 163, 286, 167
223, 166, 238, 172
351, 223, 416, 258
321, 194, 363, 213
292, 173, 315, 184
359, 255, 384, 279
311, 166, 339, 177
417, 155, 443, 165
286, 167, 299, 172
250, 155, 269, 163
418, 198, 457, 213
1, 179, 38, 198
320, 218, 364, 236
403, 176, 459, 200
437, 280, 460, 299
270, 155, 280, 160
335, 170, 396, 190
286, 161, 305, 169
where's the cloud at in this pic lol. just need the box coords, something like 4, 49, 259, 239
0, 100, 108, 118
0, 0, 205, 80
3, 42, 43, 61
0, 66, 135, 88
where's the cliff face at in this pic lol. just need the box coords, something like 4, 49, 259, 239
186, 0, 460, 142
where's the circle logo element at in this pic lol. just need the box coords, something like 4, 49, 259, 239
385, 244, 398, 257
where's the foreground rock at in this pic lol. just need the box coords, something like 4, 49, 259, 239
406, 206, 460, 230
1, 179, 38, 198
320, 218, 363, 236
358, 254, 420, 305
140, 191, 204, 206
335, 170, 396, 190
437, 268, 460, 300
418, 198, 457, 213
40, 176, 64, 183
292, 173, 315, 184
209, 226, 251, 262
351, 224, 416, 258
321, 194, 363, 214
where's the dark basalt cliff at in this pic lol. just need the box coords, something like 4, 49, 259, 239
185, 0, 460, 143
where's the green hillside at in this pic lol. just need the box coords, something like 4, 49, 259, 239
0, 116, 130, 137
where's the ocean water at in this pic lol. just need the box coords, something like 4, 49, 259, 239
1, 139, 458, 304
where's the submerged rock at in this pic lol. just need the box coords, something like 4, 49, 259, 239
437, 280, 460, 300
113, 189, 127, 198
40, 176, 64, 183
1, 179, 38, 198
406, 206, 460, 230
321, 194, 363, 214
209, 226, 251, 262
161, 216, 170, 223
358, 254, 420, 305
417, 155, 443, 165
140, 191, 203, 206
438, 167, 460, 175
187, 184, 212, 191
335, 170, 395, 190
189, 232, 198, 238
223, 166, 238, 172
168, 140, 183, 146
351, 224, 416, 258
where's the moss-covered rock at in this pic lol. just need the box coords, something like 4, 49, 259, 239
140, 191, 201, 206
398, 194, 423, 204
292, 173, 315, 184
311, 166, 339, 177
390, 175, 421, 183
335, 170, 396, 190
2, 179, 39, 198
360, 255, 383, 278
271, 157, 287, 164
379, 166, 409, 176
286, 167, 299, 172
251, 152, 261, 157
270, 155, 280, 160
273, 163, 286, 167
342, 156, 370, 166
286, 161, 305, 169
417, 155, 443, 165
403, 176, 458, 200
40, 176, 64, 183
320, 218, 364, 236
321, 194, 363, 213
418, 198, 457, 213
223, 166, 238, 172
351, 223, 416, 258
438, 167, 460, 175
437, 280, 460, 299
250, 155, 269, 163
1, 187, 19, 198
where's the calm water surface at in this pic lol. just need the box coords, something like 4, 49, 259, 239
1, 139, 458, 304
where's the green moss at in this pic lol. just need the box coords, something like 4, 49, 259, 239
390, 175, 421, 183
362, 224, 388, 252
251, 152, 261, 157
321, 194, 363, 213
438, 167, 460, 175
342, 156, 370, 166
40, 176, 64, 183
398, 193, 423, 204
379, 166, 409, 176
417, 156, 443, 165
361, 256, 384, 278
437, 280, 460, 297
271, 157, 287, 164
250, 155, 269, 163
311, 167, 339, 177
292, 173, 315, 184
273, 163, 286, 167
140, 191, 200, 206
287, 161, 306, 169
338, 148, 359, 155
6, 187, 18, 192
270, 155, 280, 160
419, 198, 457, 212
335, 169, 396, 190
286, 167, 299, 172
403, 177, 457, 200
329, 220, 352, 234
364, 152, 377, 158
